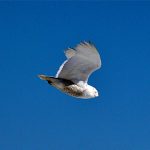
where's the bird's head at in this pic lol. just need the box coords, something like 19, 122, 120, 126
84, 85, 99, 98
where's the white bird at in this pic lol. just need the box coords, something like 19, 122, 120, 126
38, 41, 101, 99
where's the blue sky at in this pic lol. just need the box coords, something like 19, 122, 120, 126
0, 1, 150, 150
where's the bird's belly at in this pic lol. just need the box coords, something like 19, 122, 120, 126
62, 84, 85, 98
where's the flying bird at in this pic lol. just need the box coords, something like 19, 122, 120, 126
38, 41, 101, 99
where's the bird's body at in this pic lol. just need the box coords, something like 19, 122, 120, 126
38, 41, 101, 99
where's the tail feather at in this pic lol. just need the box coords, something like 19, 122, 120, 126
38, 74, 74, 88
38, 75, 56, 84
38, 75, 51, 80
38, 74, 66, 89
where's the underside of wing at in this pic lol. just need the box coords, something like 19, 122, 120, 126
56, 42, 101, 83
64, 48, 76, 59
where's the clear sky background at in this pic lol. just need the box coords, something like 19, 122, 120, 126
0, 2, 150, 150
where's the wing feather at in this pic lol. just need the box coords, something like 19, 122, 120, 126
56, 42, 101, 83
64, 48, 76, 59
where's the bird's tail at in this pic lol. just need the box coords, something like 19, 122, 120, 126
38, 75, 56, 84
38, 74, 50, 80
38, 74, 67, 90
38, 74, 74, 90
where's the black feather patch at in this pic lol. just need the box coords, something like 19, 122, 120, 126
47, 77, 74, 86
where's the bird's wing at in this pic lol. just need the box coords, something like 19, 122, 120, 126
64, 48, 76, 59
56, 42, 101, 84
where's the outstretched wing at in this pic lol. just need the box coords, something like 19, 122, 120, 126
56, 42, 101, 84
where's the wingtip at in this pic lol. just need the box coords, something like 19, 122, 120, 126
79, 41, 95, 47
